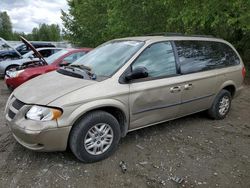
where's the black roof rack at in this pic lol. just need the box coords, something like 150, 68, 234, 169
145, 32, 215, 38
190, 34, 215, 38
145, 32, 183, 36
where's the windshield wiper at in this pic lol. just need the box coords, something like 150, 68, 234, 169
68, 64, 97, 80
70, 64, 91, 71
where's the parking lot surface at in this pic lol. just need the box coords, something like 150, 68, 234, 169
0, 79, 250, 188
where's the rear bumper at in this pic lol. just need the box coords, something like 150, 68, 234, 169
234, 85, 244, 98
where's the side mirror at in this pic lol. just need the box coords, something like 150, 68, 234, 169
125, 67, 148, 81
60, 61, 70, 67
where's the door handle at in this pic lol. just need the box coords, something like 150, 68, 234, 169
170, 86, 181, 93
184, 83, 193, 90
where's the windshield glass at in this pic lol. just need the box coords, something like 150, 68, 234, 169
46, 49, 68, 64
14, 43, 25, 51
72, 40, 144, 77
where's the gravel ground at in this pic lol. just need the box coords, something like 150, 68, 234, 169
0, 79, 249, 188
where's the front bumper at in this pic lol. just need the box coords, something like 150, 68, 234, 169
5, 75, 26, 89
9, 122, 71, 151
5, 96, 71, 151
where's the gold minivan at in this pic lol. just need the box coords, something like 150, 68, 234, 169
5, 35, 246, 162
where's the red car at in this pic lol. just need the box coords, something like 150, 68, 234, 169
5, 38, 91, 90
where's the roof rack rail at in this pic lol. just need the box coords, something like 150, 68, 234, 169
145, 32, 215, 38
190, 34, 215, 38
145, 32, 183, 36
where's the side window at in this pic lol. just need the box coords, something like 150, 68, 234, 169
217, 43, 240, 67
175, 41, 240, 74
132, 42, 177, 78
39, 49, 52, 57
63, 52, 86, 64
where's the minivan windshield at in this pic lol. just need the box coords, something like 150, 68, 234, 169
71, 40, 144, 77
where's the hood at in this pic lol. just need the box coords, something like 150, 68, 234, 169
0, 37, 22, 58
20, 36, 48, 65
19, 63, 52, 76
13, 71, 96, 105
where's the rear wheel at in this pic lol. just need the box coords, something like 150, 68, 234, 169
208, 89, 231, 119
69, 111, 121, 163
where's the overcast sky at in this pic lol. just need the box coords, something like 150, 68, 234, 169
0, 0, 69, 33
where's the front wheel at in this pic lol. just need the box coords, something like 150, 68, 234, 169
69, 111, 121, 163
5, 65, 19, 75
208, 89, 232, 120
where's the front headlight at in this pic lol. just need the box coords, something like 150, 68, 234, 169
7, 70, 24, 78
26, 105, 62, 121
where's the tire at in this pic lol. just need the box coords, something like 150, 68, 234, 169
5, 65, 19, 75
208, 89, 232, 120
69, 110, 121, 163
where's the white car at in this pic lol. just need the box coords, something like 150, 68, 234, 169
0, 47, 62, 77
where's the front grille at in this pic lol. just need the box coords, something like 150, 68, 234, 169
12, 98, 25, 110
8, 110, 15, 119
7, 97, 25, 120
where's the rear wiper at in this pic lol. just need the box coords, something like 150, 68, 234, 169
67, 64, 97, 80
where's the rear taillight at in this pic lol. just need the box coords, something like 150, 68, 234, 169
242, 66, 246, 79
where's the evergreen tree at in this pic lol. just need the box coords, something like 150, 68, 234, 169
0, 11, 13, 40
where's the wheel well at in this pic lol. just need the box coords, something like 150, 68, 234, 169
5, 64, 19, 73
72, 106, 127, 137
223, 85, 236, 97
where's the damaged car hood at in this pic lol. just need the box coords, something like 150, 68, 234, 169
13, 71, 96, 105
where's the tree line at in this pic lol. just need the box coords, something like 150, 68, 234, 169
0, 11, 61, 41
61, 0, 250, 66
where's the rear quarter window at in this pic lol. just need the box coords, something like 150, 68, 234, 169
175, 40, 240, 74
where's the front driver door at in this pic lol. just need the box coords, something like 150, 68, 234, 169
128, 42, 182, 130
